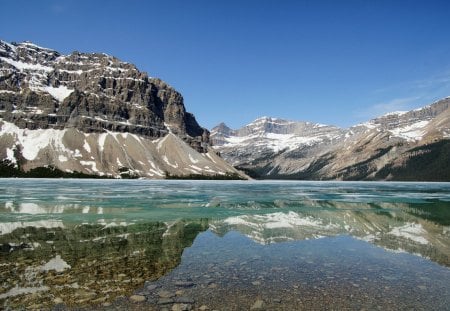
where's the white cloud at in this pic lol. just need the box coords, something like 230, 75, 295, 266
357, 69, 450, 122
370, 96, 421, 115
355, 96, 421, 121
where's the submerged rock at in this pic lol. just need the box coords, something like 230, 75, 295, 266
129, 295, 146, 303
250, 299, 265, 310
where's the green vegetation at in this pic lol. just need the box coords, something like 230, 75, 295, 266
0, 161, 113, 178
237, 155, 334, 180
375, 140, 450, 181
0, 161, 246, 180
335, 146, 394, 181
405, 201, 450, 226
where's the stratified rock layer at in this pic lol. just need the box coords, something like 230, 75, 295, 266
0, 40, 207, 150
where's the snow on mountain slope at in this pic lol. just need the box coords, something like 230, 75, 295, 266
211, 97, 450, 180
0, 120, 241, 178
211, 117, 345, 166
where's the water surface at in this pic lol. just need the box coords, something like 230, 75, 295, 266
0, 179, 449, 310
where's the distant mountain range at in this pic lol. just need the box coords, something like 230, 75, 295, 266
211, 97, 450, 181
1, 39, 449, 181
0, 40, 243, 178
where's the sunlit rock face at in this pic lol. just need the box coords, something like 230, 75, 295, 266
0, 219, 208, 309
0, 39, 244, 178
211, 98, 450, 181
0, 40, 206, 145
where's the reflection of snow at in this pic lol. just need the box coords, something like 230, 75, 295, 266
40, 255, 71, 272
5, 202, 68, 214
0, 286, 49, 299
0, 220, 64, 235
219, 212, 339, 244
388, 223, 429, 245
18, 203, 45, 214
224, 211, 336, 230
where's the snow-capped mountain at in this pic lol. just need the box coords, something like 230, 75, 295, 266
211, 97, 450, 181
211, 117, 345, 166
0, 39, 244, 178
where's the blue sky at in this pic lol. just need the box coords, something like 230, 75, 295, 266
2, 0, 450, 129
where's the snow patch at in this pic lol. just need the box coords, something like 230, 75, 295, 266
156, 134, 169, 150
163, 155, 178, 168
389, 120, 430, 141
1, 121, 69, 160
83, 140, 91, 153
19, 41, 54, 51
206, 153, 218, 163
43, 85, 73, 102
189, 165, 203, 171
98, 133, 108, 153
188, 153, 200, 164
80, 161, 99, 172
57, 68, 83, 75
0, 57, 53, 72
382, 111, 408, 117
6, 148, 17, 165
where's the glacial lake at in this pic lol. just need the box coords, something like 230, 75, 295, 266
0, 179, 449, 310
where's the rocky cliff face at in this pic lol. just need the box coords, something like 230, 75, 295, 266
0, 40, 207, 149
211, 97, 450, 181
0, 39, 243, 178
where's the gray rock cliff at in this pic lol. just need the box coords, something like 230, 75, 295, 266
0, 40, 244, 179
0, 40, 207, 151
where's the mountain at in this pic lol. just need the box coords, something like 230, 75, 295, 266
0, 40, 244, 178
211, 97, 450, 181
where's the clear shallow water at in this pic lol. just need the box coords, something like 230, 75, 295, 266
0, 179, 449, 310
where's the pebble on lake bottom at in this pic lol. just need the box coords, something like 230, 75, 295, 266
129, 295, 146, 303
250, 299, 265, 310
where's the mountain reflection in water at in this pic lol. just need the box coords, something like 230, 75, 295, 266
212, 200, 450, 267
0, 180, 449, 309
0, 220, 208, 309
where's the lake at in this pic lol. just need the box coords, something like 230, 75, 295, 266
0, 179, 449, 310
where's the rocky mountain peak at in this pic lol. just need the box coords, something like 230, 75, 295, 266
0, 39, 208, 152
211, 122, 233, 136
0, 39, 246, 179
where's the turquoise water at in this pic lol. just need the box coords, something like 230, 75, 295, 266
1, 179, 449, 309
2, 179, 450, 223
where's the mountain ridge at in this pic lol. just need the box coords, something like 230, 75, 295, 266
211, 97, 450, 181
